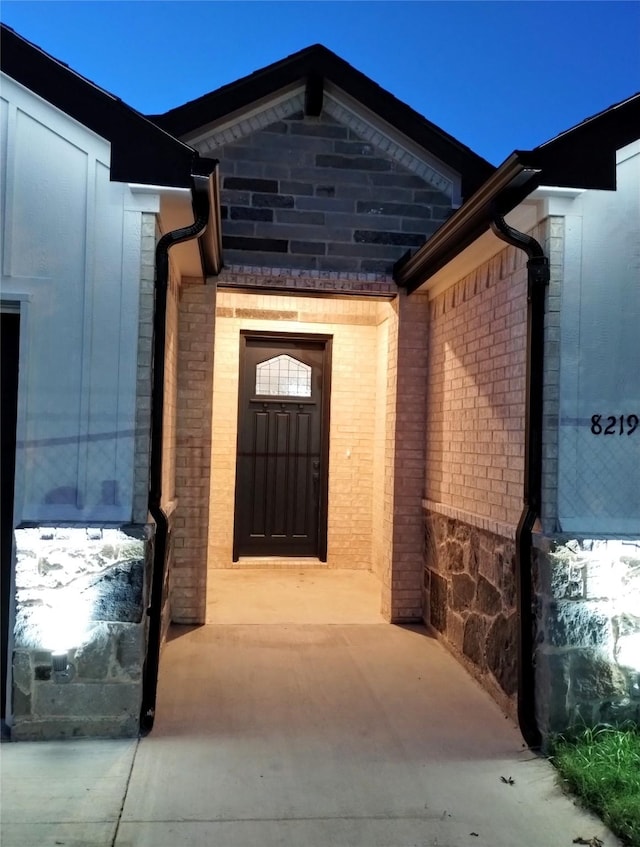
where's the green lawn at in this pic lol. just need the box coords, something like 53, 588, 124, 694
550, 725, 640, 847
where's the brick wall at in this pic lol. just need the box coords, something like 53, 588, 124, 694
421, 225, 551, 718
212, 111, 452, 275
425, 240, 530, 526
390, 291, 429, 620
172, 280, 217, 623
207, 288, 383, 581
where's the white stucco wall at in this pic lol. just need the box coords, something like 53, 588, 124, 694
0, 75, 156, 524
549, 140, 640, 535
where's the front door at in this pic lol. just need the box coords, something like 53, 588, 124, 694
233, 333, 331, 560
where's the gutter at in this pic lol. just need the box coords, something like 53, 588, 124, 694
394, 156, 540, 292
489, 206, 548, 750
140, 173, 212, 734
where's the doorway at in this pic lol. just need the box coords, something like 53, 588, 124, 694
1, 311, 20, 724
233, 332, 331, 561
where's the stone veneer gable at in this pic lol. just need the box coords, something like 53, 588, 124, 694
201, 110, 454, 277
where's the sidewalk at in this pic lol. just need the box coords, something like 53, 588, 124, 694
1, 618, 621, 847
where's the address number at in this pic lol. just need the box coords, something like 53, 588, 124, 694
591, 414, 638, 435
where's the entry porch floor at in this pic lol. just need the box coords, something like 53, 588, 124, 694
1, 570, 620, 846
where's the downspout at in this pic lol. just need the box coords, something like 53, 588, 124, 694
140, 173, 211, 734
490, 206, 549, 750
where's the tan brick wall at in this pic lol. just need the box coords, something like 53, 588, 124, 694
425, 241, 529, 528
371, 312, 391, 586
169, 274, 430, 625
172, 280, 216, 623
390, 291, 429, 620
207, 291, 383, 588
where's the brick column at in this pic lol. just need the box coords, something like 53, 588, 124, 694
172, 281, 216, 623
389, 290, 429, 621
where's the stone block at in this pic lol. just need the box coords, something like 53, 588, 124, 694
544, 599, 613, 649
598, 699, 640, 726
354, 230, 424, 247
445, 539, 464, 572
478, 544, 501, 587
447, 611, 465, 651
486, 613, 517, 696
315, 154, 391, 171
252, 193, 295, 209
451, 572, 475, 611
429, 570, 447, 633
569, 650, 628, 701
463, 613, 486, 667
475, 575, 502, 616
12, 650, 32, 692
465, 530, 480, 577
229, 206, 273, 221
33, 680, 141, 719
223, 177, 278, 192
74, 622, 114, 680
115, 625, 144, 679
535, 650, 570, 735
12, 686, 32, 717
89, 559, 144, 623
12, 715, 139, 741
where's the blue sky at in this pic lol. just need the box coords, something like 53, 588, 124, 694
2, 1, 639, 165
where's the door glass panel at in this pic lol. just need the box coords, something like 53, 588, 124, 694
255, 354, 312, 397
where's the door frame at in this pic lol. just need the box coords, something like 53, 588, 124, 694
233, 330, 332, 562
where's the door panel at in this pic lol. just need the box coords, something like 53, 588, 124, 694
234, 335, 330, 559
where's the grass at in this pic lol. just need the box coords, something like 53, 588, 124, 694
549, 724, 640, 846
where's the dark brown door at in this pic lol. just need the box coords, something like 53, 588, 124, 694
233, 333, 331, 560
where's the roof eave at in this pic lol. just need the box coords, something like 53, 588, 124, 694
394, 155, 541, 292
150, 44, 494, 198
395, 92, 640, 294
0, 24, 200, 189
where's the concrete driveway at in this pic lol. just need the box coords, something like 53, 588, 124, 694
2, 620, 620, 847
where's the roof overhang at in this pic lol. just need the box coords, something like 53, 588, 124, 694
394, 93, 640, 294
150, 44, 495, 200
130, 170, 223, 279
1, 24, 223, 279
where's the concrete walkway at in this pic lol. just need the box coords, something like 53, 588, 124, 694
1, 571, 622, 847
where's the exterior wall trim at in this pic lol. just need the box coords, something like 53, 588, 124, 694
423, 499, 516, 542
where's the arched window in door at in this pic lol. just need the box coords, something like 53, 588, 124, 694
255, 354, 312, 397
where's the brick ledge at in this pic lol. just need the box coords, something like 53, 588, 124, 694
422, 499, 516, 540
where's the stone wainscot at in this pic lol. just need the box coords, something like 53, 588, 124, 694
11, 526, 152, 740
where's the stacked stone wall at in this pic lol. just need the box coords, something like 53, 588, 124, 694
11, 526, 152, 739
424, 511, 518, 717
533, 536, 640, 736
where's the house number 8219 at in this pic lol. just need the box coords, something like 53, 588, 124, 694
591, 414, 638, 435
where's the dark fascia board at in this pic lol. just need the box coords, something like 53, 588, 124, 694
149, 44, 495, 198
395, 92, 640, 293
0, 24, 215, 189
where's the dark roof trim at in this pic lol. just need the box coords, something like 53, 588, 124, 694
150, 44, 495, 199
395, 92, 640, 292
0, 24, 216, 189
